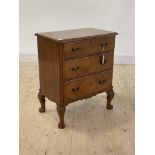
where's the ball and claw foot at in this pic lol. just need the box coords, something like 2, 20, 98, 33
58, 122, 65, 129
106, 103, 113, 110
38, 90, 46, 113
57, 105, 66, 129
39, 107, 45, 113
106, 89, 115, 110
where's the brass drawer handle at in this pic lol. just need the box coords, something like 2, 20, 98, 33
98, 80, 105, 85
101, 42, 108, 51
101, 42, 108, 47
72, 66, 80, 71
72, 47, 80, 52
101, 43, 104, 47
72, 87, 80, 92
101, 43, 105, 51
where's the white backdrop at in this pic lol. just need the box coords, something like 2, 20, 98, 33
19, 0, 135, 63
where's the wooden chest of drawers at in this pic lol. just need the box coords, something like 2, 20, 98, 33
35, 28, 118, 129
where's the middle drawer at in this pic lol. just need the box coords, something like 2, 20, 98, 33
63, 52, 114, 81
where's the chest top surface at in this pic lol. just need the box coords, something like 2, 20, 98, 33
35, 28, 118, 42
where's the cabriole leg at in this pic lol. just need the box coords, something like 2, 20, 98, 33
106, 88, 115, 110
38, 90, 46, 113
57, 105, 66, 129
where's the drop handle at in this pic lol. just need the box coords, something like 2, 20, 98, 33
101, 42, 108, 51
72, 66, 80, 71
72, 87, 80, 92
72, 47, 80, 52
98, 80, 105, 85
101, 42, 108, 47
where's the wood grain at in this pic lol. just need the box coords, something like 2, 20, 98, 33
63, 52, 114, 81
63, 36, 115, 60
37, 36, 62, 104
64, 70, 113, 104
35, 28, 118, 42
20, 63, 135, 155
36, 28, 117, 128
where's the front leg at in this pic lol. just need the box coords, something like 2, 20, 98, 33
106, 88, 115, 110
38, 90, 46, 113
57, 105, 66, 129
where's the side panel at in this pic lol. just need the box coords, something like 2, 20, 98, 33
37, 36, 61, 104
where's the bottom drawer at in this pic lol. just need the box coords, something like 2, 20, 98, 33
64, 70, 113, 103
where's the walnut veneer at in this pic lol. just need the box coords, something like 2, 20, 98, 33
35, 28, 118, 129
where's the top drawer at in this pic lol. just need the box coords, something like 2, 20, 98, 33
63, 36, 115, 60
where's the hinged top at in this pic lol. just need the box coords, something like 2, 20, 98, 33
35, 28, 118, 42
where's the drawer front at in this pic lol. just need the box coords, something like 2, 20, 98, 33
64, 52, 114, 81
64, 70, 113, 103
63, 36, 115, 60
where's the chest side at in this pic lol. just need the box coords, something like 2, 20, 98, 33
37, 36, 62, 103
